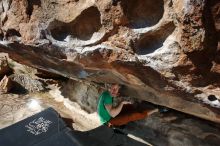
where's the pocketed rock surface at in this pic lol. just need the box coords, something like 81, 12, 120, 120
0, 0, 219, 124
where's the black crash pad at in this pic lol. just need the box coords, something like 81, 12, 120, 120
0, 108, 68, 146
0, 107, 147, 146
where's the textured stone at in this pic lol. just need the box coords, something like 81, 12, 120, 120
0, 0, 219, 123
35, 68, 67, 79
0, 75, 12, 93
61, 79, 100, 113
123, 110, 220, 146
0, 54, 13, 78
9, 74, 45, 93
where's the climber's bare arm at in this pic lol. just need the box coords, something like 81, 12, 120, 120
105, 101, 131, 117
148, 109, 159, 116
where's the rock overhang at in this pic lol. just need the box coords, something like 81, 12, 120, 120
0, 0, 219, 123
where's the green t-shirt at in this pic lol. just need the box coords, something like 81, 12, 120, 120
97, 91, 113, 124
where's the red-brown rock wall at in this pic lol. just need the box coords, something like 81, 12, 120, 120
0, 0, 219, 123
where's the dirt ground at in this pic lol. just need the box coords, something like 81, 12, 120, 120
0, 90, 101, 131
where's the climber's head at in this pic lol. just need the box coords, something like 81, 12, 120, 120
109, 84, 121, 97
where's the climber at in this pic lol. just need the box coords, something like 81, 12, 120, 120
97, 84, 158, 127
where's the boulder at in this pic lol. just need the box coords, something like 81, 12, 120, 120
0, 75, 12, 93
0, 54, 13, 78
9, 74, 45, 94
61, 80, 100, 113
0, 0, 219, 123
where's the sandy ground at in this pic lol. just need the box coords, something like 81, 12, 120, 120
0, 88, 101, 131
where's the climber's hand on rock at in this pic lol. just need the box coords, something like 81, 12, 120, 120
148, 108, 159, 115
122, 101, 132, 105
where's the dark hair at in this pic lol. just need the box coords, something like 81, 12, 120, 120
119, 84, 125, 91
208, 95, 217, 101
110, 83, 121, 88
